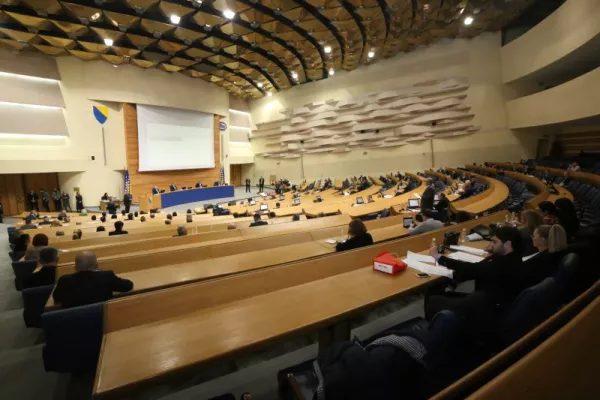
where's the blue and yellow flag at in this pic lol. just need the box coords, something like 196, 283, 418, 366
93, 105, 108, 125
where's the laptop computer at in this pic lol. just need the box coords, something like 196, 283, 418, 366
249, 200, 256, 206
403, 217, 413, 228
316, 195, 322, 201
408, 199, 420, 209
293, 198, 301, 206
356, 197, 364, 205
260, 204, 268, 212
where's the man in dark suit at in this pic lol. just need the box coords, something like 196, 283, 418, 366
426, 226, 525, 324
25, 246, 59, 288
52, 188, 61, 211
40, 189, 50, 212
52, 251, 133, 308
123, 193, 132, 213
420, 178, 435, 212
28, 190, 39, 211
249, 213, 268, 227
109, 221, 128, 236
245, 178, 251, 193
169, 183, 178, 192
258, 176, 265, 192
152, 186, 160, 195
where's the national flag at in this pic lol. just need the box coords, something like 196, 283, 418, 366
93, 105, 109, 125
220, 165, 225, 185
124, 169, 131, 194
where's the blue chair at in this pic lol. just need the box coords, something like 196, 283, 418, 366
22, 285, 53, 328
554, 253, 580, 302
41, 302, 104, 373
497, 277, 559, 347
12, 260, 37, 291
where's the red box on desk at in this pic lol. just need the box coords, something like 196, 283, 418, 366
373, 251, 407, 275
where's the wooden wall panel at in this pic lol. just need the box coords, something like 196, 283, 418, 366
556, 131, 600, 156
123, 104, 221, 201
0, 173, 58, 215
230, 164, 242, 186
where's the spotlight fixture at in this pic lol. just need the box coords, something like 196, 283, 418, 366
329, 68, 335, 76
324, 45, 331, 54
257, 82, 263, 88
267, 92, 273, 97
90, 12, 101, 21
464, 16, 473, 25
223, 9, 235, 19
368, 50, 375, 58
291, 71, 298, 80
104, 38, 114, 46
170, 14, 181, 24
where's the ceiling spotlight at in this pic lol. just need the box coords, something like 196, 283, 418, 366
193, 0, 203, 6
464, 16, 474, 25
170, 14, 181, 24
368, 50, 375, 58
257, 82, 263, 88
104, 38, 113, 46
329, 68, 334, 76
267, 92, 272, 97
223, 9, 235, 19
324, 45, 331, 54
90, 12, 101, 21
291, 71, 298, 80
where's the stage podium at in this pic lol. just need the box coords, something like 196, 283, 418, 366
138, 194, 162, 213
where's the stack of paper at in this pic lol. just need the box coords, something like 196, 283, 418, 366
447, 252, 484, 263
449, 245, 488, 256
405, 251, 454, 279
384, 195, 393, 199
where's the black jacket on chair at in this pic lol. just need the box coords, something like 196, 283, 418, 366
53, 270, 133, 308
336, 233, 373, 252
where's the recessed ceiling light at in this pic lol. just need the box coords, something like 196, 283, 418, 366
324, 45, 331, 54
104, 38, 113, 46
90, 12, 101, 21
368, 50, 375, 58
464, 16, 474, 25
266, 92, 272, 97
170, 14, 181, 24
257, 82, 263, 88
291, 71, 298, 79
329, 68, 334, 76
223, 9, 235, 19
193, 0, 203, 5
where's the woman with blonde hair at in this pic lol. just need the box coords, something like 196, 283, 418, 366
525, 224, 569, 285
518, 209, 544, 256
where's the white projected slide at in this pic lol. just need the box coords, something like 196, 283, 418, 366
137, 104, 215, 172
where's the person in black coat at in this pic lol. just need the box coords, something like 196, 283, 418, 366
249, 213, 268, 227
245, 178, 251, 193
336, 219, 374, 252
75, 191, 84, 212
62, 192, 72, 211
25, 247, 59, 288
28, 190, 39, 211
109, 221, 128, 236
152, 186, 160, 195
426, 226, 526, 324
123, 193, 132, 213
169, 183, 177, 192
420, 179, 436, 211
52, 251, 133, 308
258, 176, 265, 192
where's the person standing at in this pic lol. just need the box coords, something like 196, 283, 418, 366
62, 191, 72, 212
40, 189, 50, 212
28, 190, 39, 211
259, 176, 265, 193
75, 191, 84, 212
245, 178, 251, 193
420, 178, 435, 212
0, 200, 3, 223
52, 188, 61, 211
123, 192, 132, 213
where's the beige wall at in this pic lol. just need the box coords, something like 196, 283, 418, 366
501, 0, 600, 84
247, 33, 538, 182
506, 66, 600, 129
0, 55, 230, 206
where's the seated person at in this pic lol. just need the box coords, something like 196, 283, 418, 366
111, 214, 117, 220
109, 221, 128, 236
408, 210, 443, 235
165, 219, 172, 225
51, 220, 62, 227
249, 213, 268, 227
134, 211, 139, 217
52, 251, 133, 308
25, 247, 59, 288
169, 183, 177, 192
14, 233, 30, 254
538, 201, 559, 225
434, 192, 449, 214
101, 192, 109, 201
292, 214, 301, 221
21, 216, 38, 230
186, 214, 193, 223
121, 210, 127, 216
22, 233, 49, 261
152, 186, 160, 195
72, 229, 82, 240
227, 223, 237, 230
38, 216, 52, 225
275, 202, 281, 208
127, 213, 134, 221
525, 224, 569, 286
459, 182, 476, 199
166, 213, 173, 220
91, 215, 97, 222
336, 219, 373, 252
367, 195, 375, 203
107, 201, 117, 215
517, 210, 544, 257
176, 225, 187, 236
172, 212, 178, 217
140, 216, 146, 223
96, 226, 106, 232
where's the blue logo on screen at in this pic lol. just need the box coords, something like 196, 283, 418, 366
219, 121, 227, 131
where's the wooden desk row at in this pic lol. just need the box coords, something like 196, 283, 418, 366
445, 168, 509, 215
93, 211, 508, 398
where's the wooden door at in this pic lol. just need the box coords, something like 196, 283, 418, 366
0, 174, 26, 216
230, 164, 242, 186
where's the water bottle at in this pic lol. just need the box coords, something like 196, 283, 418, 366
460, 228, 467, 243
431, 237, 437, 248
511, 212, 517, 225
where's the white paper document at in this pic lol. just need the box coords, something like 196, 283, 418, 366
447, 252, 484, 263
413, 193, 421, 198
406, 251, 436, 264
384, 195, 393, 199
404, 258, 454, 279
522, 252, 539, 261
325, 239, 337, 244
449, 245, 488, 256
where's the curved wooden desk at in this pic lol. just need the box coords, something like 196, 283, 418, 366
446, 168, 509, 215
